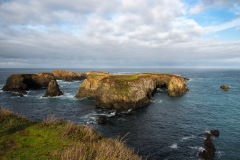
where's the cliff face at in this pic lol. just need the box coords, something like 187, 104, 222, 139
76, 73, 189, 111
52, 70, 85, 81
2, 73, 55, 93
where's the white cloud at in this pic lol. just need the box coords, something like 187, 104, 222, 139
0, 0, 240, 68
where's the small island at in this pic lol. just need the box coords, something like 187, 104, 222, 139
76, 72, 189, 111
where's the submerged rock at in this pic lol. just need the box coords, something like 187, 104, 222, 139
76, 73, 188, 111
220, 85, 229, 91
97, 115, 108, 125
52, 70, 85, 81
43, 80, 63, 97
2, 73, 55, 93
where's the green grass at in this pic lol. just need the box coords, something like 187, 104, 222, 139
0, 108, 141, 160
109, 74, 142, 82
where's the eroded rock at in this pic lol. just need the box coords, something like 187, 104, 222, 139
43, 80, 63, 97
2, 73, 55, 93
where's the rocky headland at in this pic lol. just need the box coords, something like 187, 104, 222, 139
76, 73, 189, 111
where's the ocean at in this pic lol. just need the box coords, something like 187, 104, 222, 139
0, 68, 240, 160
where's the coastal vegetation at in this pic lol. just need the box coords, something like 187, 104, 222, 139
0, 108, 141, 160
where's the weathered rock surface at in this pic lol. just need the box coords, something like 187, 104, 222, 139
220, 85, 229, 91
43, 80, 63, 97
2, 73, 55, 93
76, 73, 188, 111
53, 70, 85, 81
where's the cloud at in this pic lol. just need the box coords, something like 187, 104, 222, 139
189, 0, 240, 14
0, 0, 240, 68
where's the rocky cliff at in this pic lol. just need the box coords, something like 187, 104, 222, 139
53, 70, 85, 81
2, 73, 55, 93
76, 73, 189, 111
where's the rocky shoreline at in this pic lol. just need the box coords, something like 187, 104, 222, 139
2, 70, 189, 111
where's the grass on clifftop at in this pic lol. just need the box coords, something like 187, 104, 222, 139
0, 108, 141, 160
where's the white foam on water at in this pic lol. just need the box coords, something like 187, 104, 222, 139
109, 111, 116, 117
188, 146, 199, 150
121, 109, 132, 114
170, 143, 178, 149
181, 135, 195, 141
150, 99, 156, 103
188, 78, 194, 82
205, 130, 210, 134
156, 88, 164, 91
86, 121, 97, 124
151, 99, 163, 103
82, 112, 97, 119
117, 118, 126, 121
198, 147, 205, 152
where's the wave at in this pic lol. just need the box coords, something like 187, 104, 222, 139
188, 146, 205, 152
169, 143, 178, 149
151, 99, 163, 103
180, 135, 195, 142
120, 109, 132, 114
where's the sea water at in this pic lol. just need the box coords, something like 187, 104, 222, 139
0, 68, 240, 160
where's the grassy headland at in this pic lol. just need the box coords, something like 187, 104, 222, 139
0, 108, 141, 160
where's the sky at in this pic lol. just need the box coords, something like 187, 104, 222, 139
0, 0, 240, 68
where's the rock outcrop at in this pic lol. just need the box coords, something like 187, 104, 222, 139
199, 130, 220, 160
53, 70, 85, 81
220, 85, 229, 91
210, 130, 220, 137
97, 115, 108, 125
2, 73, 55, 93
76, 73, 188, 111
43, 80, 63, 97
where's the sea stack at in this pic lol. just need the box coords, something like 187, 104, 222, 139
43, 80, 63, 97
